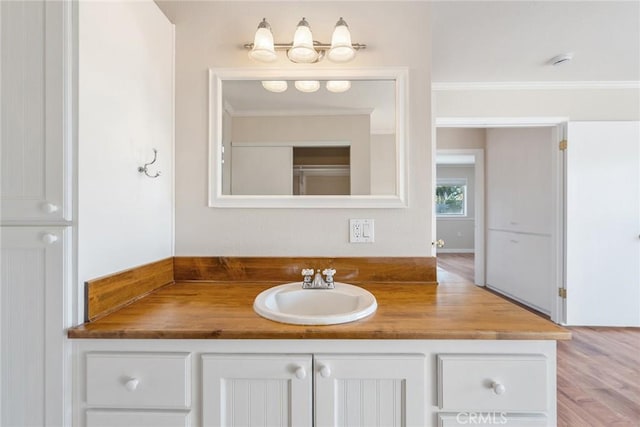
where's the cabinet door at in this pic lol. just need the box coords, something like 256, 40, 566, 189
486, 128, 553, 234
314, 354, 425, 427
0, 1, 71, 222
487, 230, 552, 314
1, 226, 69, 427
202, 354, 312, 427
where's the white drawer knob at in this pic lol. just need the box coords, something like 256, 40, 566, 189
491, 381, 506, 395
319, 364, 331, 378
124, 378, 139, 391
294, 366, 306, 380
42, 233, 58, 244
42, 203, 59, 214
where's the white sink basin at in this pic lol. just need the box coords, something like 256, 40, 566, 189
253, 282, 377, 325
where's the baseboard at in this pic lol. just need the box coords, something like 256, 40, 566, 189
436, 249, 475, 254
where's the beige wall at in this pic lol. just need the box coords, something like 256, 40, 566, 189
433, 87, 640, 120
437, 128, 486, 150
230, 114, 370, 195
370, 134, 397, 195
158, 1, 433, 256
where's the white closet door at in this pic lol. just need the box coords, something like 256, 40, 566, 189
231, 146, 293, 195
0, 1, 71, 222
1, 226, 69, 426
566, 121, 640, 326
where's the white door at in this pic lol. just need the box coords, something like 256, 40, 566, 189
565, 121, 640, 326
314, 354, 425, 427
231, 146, 293, 195
1, 226, 69, 426
0, 1, 71, 222
202, 354, 312, 427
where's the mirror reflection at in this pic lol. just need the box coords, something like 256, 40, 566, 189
221, 79, 397, 196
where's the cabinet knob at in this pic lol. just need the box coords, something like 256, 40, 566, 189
42, 233, 58, 244
319, 364, 331, 378
41, 203, 59, 214
294, 366, 306, 380
491, 381, 506, 395
124, 378, 139, 391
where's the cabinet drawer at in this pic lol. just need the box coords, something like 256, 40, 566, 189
86, 410, 190, 427
438, 413, 548, 427
437, 354, 547, 412
86, 352, 191, 409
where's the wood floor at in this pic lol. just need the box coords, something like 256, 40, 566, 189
437, 253, 640, 427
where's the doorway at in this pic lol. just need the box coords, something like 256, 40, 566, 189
434, 118, 567, 324
435, 148, 485, 285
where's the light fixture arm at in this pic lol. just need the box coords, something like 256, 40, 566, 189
244, 42, 366, 64
243, 41, 367, 51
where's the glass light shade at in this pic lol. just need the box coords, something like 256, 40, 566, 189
249, 19, 277, 63
294, 80, 320, 93
328, 18, 355, 63
287, 18, 319, 63
261, 81, 288, 93
325, 80, 351, 93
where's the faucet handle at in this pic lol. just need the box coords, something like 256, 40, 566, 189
322, 268, 336, 276
322, 268, 336, 285
301, 268, 314, 276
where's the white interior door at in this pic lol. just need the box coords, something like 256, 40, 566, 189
565, 121, 640, 326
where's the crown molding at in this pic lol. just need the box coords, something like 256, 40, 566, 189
431, 81, 640, 91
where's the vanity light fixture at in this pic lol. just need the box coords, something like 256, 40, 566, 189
325, 80, 351, 93
288, 18, 319, 63
246, 17, 366, 64
294, 80, 320, 93
248, 18, 278, 63
261, 80, 288, 93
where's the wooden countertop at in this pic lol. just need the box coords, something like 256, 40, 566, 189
68, 281, 571, 340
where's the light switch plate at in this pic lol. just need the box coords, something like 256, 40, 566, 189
350, 219, 374, 243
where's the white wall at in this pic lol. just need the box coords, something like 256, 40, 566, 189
157, 1, 433, 256
433, 87, 640, 120
436, 165, 475, 252
78, 1, 174, 293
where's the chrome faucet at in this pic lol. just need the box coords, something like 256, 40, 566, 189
301, 268, 336, 289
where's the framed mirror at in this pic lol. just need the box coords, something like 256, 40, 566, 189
208, 68, 408, 208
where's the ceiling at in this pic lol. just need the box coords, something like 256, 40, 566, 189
431, 1, 640, 83
156, 0, 640, 84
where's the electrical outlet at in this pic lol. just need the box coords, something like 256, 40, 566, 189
350, 219, 374, 243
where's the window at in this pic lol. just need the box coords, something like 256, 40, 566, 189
436, 180, 467, 216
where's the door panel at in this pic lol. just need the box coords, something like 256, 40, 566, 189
566, 121, 640, 326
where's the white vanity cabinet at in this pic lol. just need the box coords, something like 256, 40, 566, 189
73, 340, 557, 427
202, 353, 424, 427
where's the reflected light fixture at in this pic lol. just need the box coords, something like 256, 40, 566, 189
294, 80, 320, 93
248, 18, 277, 63
325, 80, 351, 93
261, 81, 288, 93
245, 17, 366, 64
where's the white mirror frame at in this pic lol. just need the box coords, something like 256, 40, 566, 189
208, 67, 408, 208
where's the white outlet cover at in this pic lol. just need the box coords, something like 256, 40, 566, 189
350, 219, 374, 243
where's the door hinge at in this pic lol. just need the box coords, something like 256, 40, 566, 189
559, 140, 568, 151
558, 288, 567, 299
